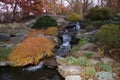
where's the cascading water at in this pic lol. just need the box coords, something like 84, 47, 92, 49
23, 61, 44, 71
73, 22, 81, 31
56, 22, 81, 57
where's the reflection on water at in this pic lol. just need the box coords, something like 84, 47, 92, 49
0, 66, 64, 80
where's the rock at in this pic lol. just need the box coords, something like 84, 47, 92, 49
58, 66, 83, 77
36, 34, 45, 37
57, 18, 68, 27
89, 59, 100, 65
88, 78, 94, 80
84, 30, 99, 37
0, 44, 16, 48
80, 43, 98, 52
0, 33, 11, 41
56, 56, 67, 65
101, 57, 114, 64
96, 71, 114, 80
43, 57, 57, 68
72, 51, 99, 58
65, 75, 81, 80
0, 61, 10, 66
75, 29, 86, 39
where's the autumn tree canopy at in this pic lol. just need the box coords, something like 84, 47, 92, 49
0, 0, 47, 22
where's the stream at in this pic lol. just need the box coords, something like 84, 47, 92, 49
0, 66, 64, 80
0, 22, 81, 80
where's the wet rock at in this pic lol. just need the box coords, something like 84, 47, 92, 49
80, 43, 98, 52
65, 75, 81, 80
66, 22, 76, 29
0, 33, 11, 41
96, 71, 114, 80
58, 66, 83, 77
11, 34, 26, 44
0, 61, 10, 66
43, 57, 58, 68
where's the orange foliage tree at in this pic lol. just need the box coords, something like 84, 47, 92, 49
9, 37, 54, 66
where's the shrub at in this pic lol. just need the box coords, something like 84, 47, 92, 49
67, 12, 82, 22
9, 37, 54, 66
44, 27, 58, 35
32, 16, 58, 29
27, 29, 44, 38
95, 24, 120, 51
85, 7, 111, 21
0, 47, 12, 61
27, 27, 58, 38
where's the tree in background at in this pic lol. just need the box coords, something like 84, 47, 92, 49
0, 0, 47, 22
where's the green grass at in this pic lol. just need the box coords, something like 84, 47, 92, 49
0, 47, 12, 61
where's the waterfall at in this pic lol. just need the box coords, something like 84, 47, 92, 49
23, 61, 44, 71
73, 22, 81, 31
56, 22, 81, 57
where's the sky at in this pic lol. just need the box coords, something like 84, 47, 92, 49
63, 0, 98, 7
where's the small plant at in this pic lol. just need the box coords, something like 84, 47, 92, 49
85, 53, 93, 59
78, 38, 88, 47
67, 12, 82, 22
76, 56, 87, 66
71, 37, 88, 52
66, 56, 92, 67
71, 46, 79, 52
81, 67, 96, 78
101, 64, 112, 72
9, 37, 54, 66
97, 48, 104, 57
0, 47, 12, 61
66, 56, 77, 65
32, 16, 58, 29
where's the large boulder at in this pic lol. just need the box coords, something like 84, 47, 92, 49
65, 75, 81, 80
0, 33, 11, 41
58, 66, 83, 77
